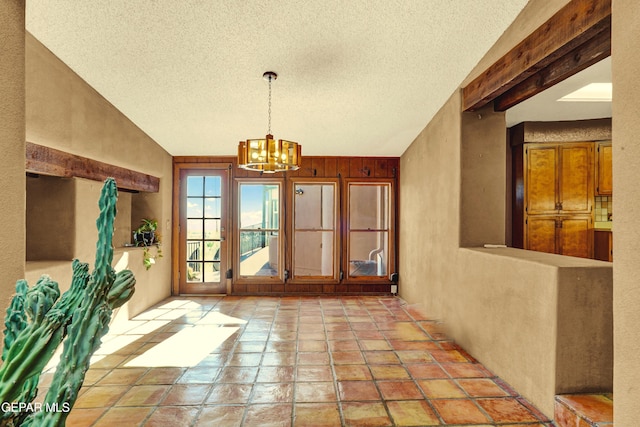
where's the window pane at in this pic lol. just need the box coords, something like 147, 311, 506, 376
187, 261, 202, 282
349, 231, 388, 276
294, 231, 334, 276
187, 198, 203, 218
204, 176, 221, 197
204, 241, 220, 261
187, 241, 203, 261
239, 231, 279, 276
203, 262, 220, 282
204, 198, 221, 218
349, 184, 389, 230
240, 184, 280, 229
187, 219, 203, 239
187, 176, 203, 196
294, 184, 334, 230
204, 219, 221, 239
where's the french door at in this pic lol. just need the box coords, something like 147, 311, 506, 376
178, 168, 229, 294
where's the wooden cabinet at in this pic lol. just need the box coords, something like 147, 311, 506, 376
523, 142, 594, 258
525, 143, 594, 215
594, 230, 613, 261
596, 141, 612, 195
526, 215, 592, 258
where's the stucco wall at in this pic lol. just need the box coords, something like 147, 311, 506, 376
23, 33, 173, 318
612, 0, 640, 424
0, 1, 26, 328
399, 0, 618, 420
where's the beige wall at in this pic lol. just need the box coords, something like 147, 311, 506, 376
22, 33, 174, 318
0, 1, 26, 326
399, 0, 620, 420
612, 0, 640, 424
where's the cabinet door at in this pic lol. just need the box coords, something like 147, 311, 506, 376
558, 143, 593, 214
559, 216, 592, 259
526, 145, 558, 215
594, 230, 612, 261
526, 216, 557, 254
597, 142, 613, 195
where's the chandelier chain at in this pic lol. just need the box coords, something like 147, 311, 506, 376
267, 75, 272, 134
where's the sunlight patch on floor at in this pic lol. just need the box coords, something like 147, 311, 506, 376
124, 325, 239, 367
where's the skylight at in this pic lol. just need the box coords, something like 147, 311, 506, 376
557, 83, 612, 102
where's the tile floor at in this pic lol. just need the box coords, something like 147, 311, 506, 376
38, 296, 555, 426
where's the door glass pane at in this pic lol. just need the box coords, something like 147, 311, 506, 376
294, 231, 334, 276
187, 219, 203, 239
205, 176, 222, 196
187, 176, 203, 196
350, 185, 389, 230
187, 199, 203, 217
205, 198, 221, 218
349, 231, 388, 276
204, 219, 221, 239
238, 182, 281, 278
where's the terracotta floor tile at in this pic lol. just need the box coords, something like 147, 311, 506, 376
388, 340, 441, 351
418, 379, 466, 398
116, 384, 169, 406
297, 352, 331, 365
227, 352, 263, 366
206, 383, 253, 404
136, 367, 185, 385
83, 369, 110, 386
294, 403, 341, 426
396, 350, 434, 364
430, 349, 470, 363
383, 322, 431, 341
296, 365, 334, 382
262, 351, 297, 366
176, 366, 221, 384
441, 362, 491, 378
334, 365, 373, 381
342, 402, 392, 427
359, 339, 392, 351
555, 394, 614, 422
256, 366, 296, 382
295, 381, 337, 402
369, 365, 410, 380
387, 400, 440, 426
354, 329, 385, 340
74, 385, 129, 408
406, 363, 448, 379
143, 406, 199, 427
96, 367, 148, 385
161, 384, 210, 405
458, 378, 510, 397
332, 351, 366, 364
431, 398, 490, 424
298, 340, 328, 352
243, 403, 292, 427
377, 380, 424, 400
93, 406, 153, 427
194, 405, 244, 427
338, 380, 381, 401
327, 331, 357, 341
329, 339, 361, 351
364, 351, 401, 365
477, 398, 540, 423
251, 383, 294, 403
65, 408, 106, 427
215, 366, 258, 383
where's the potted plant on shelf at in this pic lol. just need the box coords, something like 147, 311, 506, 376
133, 218, 163, 269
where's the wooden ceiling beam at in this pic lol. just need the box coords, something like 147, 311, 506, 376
494, 25, 610, 112
26, 142, 160, 193
462, 0, 611, 112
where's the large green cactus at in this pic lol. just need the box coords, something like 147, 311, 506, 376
0, 178, 136, 426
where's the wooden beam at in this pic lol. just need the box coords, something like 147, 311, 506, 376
494, 23, 610, 111
462, 0, 611, 111
26, 142, 160, 192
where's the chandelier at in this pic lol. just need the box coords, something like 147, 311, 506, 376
237, 71, 301, 173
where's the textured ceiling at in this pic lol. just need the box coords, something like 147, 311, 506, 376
25, 1, 530, 157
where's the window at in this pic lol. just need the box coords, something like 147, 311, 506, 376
237, 181, 282, 278
347, 182, 391, 278
292, 181, 338, 279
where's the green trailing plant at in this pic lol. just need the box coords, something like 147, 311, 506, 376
0, 178, 136, 426
133, 218, 163, 270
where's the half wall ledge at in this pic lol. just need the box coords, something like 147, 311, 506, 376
451, 246, 612, 418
